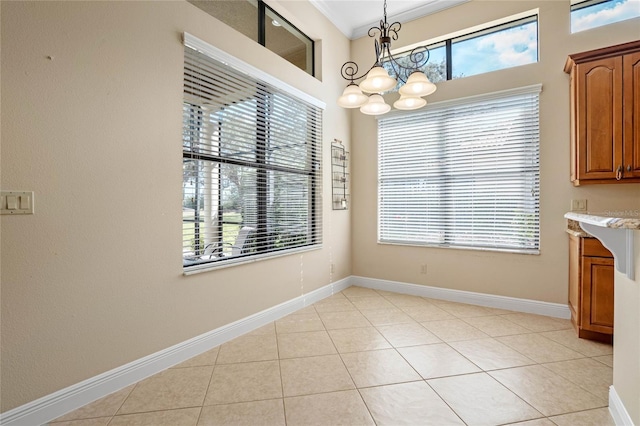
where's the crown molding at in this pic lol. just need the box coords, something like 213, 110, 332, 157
310, 0, 469, 40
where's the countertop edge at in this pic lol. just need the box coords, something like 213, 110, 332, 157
564, 212, 640, 230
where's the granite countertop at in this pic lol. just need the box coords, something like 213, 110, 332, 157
564, 212, 640, 230
566, 219, 593, 237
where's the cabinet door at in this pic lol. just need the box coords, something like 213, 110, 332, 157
575, 57, 623, 181
581, 256, 614, 334
623, 51, 640, 178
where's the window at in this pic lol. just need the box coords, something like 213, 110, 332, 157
183, 34, 323, 271
451, 16, 538, 79
378, 85, 541, 253
187, 0, 314, 76
571, 0, 640, 33
384, 14, 538, 84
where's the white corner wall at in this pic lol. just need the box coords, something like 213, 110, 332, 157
611, 231, 640, 425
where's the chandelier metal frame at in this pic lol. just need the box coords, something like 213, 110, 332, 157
337, 0, 436, 114
339, 1, 431, 86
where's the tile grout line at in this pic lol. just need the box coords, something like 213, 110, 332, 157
274, 319, 289, 426
192, 348, 220, 426
106, 384, 138, 425
421, 377, 469, 426
536, 359, 612, 402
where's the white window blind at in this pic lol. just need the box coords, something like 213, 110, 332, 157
182, 37, 323, 271
378, 86, 541, 253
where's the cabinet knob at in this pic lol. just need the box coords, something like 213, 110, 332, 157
627, 165, 632, 172
616, 165, 622, 180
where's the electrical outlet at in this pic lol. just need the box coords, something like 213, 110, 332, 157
571, 199, 587, 212
420, 264, 427, 274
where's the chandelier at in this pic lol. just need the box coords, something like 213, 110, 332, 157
337, 0, 437, 115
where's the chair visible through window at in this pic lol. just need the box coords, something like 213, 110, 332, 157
223, 226, 255, 257
183, 226, 255, 267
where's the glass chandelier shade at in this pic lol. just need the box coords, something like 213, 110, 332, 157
359, 66, 397, 93
393, 94, 427, 110
360, 94, 391, 115
398, 71, 437, 97
337, 83, 369, 108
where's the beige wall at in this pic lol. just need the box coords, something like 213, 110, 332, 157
351, 1, 640, 304
0, 0, 351, 411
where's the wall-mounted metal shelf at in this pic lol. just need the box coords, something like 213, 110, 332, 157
331, 139, 349, 210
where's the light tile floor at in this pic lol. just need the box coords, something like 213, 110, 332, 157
49, 286, 615, 426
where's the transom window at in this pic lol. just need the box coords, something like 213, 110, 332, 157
385, 14, 538, 84
378, 86, 541, 253
187, 0, 314, 76
570, 0, 640, 33
182, 34, 323, 271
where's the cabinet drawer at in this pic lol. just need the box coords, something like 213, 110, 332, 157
582, 237, 612, 257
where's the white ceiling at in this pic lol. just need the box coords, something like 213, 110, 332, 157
309, 0, 469, 40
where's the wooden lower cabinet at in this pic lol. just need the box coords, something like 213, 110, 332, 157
568, 234, 614, 343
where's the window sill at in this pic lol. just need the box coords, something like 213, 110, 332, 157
183, 244, 323, 275
377, 240, 540, 256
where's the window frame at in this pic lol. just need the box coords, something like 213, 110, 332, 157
182, 33, 324, 274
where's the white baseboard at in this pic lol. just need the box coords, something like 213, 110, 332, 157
609, 386, 635, 426
351, 276, 571, 319
0, 277, 351, 426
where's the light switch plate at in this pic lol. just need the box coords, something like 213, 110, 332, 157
1, 191, 34, 215
570, 199, 587, 212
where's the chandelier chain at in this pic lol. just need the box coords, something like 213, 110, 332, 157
340, 0, 430, 86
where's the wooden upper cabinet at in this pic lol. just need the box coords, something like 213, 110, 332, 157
565, 40, 640, 185
624, 51, 640, 177
577, 56, 622, 179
